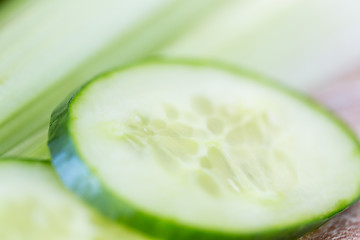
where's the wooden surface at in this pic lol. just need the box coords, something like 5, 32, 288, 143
300, 202, 360, 239
300, 74, 360, 239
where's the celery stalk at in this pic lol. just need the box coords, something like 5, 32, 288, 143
163, 0, 360, 92
0, 0, 219, 158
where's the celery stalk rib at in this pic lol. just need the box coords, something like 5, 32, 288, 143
0, 0, 219, 158
163, 0, 360, 92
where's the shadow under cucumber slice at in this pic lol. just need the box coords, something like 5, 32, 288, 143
0, 157, 153, 240
48, 59, 360, 240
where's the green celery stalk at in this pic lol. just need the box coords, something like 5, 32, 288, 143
0, 0, 220, 158
163, 0, 360, 92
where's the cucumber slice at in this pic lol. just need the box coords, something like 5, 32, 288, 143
0, 157, 153, 240
48, 59, 360, 240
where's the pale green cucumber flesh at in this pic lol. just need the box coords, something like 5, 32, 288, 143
0, 157, 153, 240
48, 59, 360, 240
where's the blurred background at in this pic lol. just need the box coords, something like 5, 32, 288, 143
0, 0, 359, 238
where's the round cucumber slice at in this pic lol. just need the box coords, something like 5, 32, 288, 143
48, 59, 360, 240
0, 157, 153, 240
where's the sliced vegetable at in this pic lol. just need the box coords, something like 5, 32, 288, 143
0, 157, 153, 240
48, 59, 360, 240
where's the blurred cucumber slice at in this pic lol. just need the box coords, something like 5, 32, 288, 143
0, 157, 152, 240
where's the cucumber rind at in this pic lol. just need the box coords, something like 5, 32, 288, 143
48, 58, 360, 240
